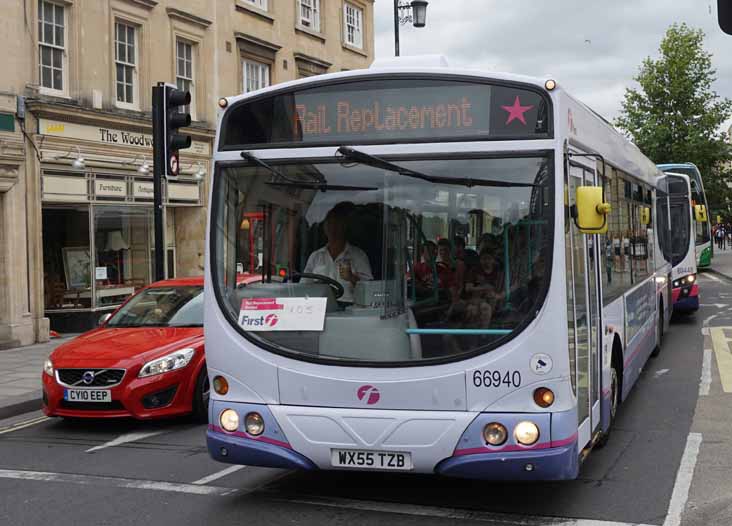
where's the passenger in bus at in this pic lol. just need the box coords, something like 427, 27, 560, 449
436, 238, 465, 300
465, 250, 504, 304
414, 241, 437, 289
303, 203, 373, 303
454, 236, 479, 269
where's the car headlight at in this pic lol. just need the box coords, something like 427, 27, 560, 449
43, 358, 54, 377
138, 348, 196, 378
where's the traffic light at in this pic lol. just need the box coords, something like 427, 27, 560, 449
720, 0, 732, 35
152, 82, 191, 178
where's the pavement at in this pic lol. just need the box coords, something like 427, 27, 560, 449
707, 245, 732, 280
0, 335, 76, 420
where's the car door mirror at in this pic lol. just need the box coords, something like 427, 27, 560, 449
98, 312, 112, 326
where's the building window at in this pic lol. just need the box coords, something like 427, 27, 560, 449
243, 0, 268, 10
176, 39, 194, 117
344, 3, 363, 49
115, 21, 137, 106
299, 0, 320, 32
38, 0, 66, 93
243, 59, 270, 93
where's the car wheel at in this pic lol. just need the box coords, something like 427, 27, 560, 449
192, 365, 210, 423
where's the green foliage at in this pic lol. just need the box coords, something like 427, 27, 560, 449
616, 23, 732, 211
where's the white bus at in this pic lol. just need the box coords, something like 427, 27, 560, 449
205, 57, 671, 480
658, 173, 699, 312
658, 163, 712, 269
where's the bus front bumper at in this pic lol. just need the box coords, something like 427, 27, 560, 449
672, 284, 699, 312
206, 401, 581, 480
435, 442, 578, 480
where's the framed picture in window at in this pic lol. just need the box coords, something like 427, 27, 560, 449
62, 247, 92, 289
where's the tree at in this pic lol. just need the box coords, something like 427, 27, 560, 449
616, 23, 732, 213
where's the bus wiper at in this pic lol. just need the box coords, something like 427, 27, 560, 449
337, 146, 538, 188
241, 151, 328, 191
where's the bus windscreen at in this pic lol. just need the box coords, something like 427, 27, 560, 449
219, 78, 550, 149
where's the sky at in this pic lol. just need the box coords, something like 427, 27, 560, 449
373, 0, 732, 133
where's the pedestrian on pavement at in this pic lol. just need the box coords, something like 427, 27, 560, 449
716, 224, 726, 250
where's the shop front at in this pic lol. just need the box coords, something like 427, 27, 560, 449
41, 167, 203, 332
34, 112, 211, 334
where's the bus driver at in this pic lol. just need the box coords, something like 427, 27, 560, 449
303, 203, 373, 303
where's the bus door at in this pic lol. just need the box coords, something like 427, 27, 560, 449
567, 159, 602, 449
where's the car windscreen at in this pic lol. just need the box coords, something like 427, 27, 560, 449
106, 286, 203, 327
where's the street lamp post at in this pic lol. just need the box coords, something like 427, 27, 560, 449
394, 0, 428, 56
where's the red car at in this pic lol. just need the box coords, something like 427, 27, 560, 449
42, 277, 208, 421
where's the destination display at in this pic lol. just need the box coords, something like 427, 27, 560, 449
220, 79, 550, 148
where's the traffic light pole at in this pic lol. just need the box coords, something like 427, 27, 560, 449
151, 82, 191, 283
151, 83, 166, 282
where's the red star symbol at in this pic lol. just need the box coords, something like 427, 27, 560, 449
501, 96, 534, 125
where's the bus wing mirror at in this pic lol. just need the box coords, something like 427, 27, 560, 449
694, 204, 708, 223
640, 207, 651, 225
575, 186, 610, 234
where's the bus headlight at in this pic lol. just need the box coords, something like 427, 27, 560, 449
483, 422, 508, 446
514, 421, 540, 446
219, 409, 239, 432
687, 274, 696, 283
245, 412, 265, 436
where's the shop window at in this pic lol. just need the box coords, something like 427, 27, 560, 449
43, 207, 92, 310
94, 206, 153, 308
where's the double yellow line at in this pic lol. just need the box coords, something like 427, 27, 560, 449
0, 415, 49, 436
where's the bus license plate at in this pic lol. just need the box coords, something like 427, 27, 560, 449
331, 449, 412, 470
64, 389, 111, 403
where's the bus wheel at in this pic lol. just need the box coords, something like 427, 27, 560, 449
192, 365, 210, 423
652, 301, 663, 357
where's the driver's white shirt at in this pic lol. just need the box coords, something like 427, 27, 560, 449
303, 243, 373, 303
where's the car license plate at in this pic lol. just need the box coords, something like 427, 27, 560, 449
63, 389, 111, 403
331, 449, 412, 470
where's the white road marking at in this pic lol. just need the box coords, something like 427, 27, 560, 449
662, 433, 702, 526
265, 494, 654, 526
0, 468, 235, 496
0, 416, 49, 436
192, 465, 246, 485
85, 430, 165, 453
699, 349, 712, 396
701, 273, 722, 283
654, 369, 670, 378
699, 303, 727, 308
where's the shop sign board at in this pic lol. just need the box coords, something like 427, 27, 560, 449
42, 175, 88, 202
133, 182, 154, 199
95, 179, 127, 198
167, 183, 200, 201
39, 119, 210, 157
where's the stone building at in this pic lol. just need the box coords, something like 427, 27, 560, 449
0, 0, 374, 347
